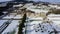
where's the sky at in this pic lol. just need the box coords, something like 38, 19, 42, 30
32, 0, 60, 2
0, 0, 12, 2
0, 0, 60, 3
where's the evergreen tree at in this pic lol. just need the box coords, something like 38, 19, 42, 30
18, 13, 26, 34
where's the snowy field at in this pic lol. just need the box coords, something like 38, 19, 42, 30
1, 3, 60, 34
1, 13, 60, 34
1, 14, 22, 34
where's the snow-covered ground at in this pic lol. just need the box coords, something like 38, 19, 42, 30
2, 20, 19, 34
24, 4, 60, 34
1, 14, 22, 34
1, 14, 60, 34
0, 20, 8, 26
23, 18, 60, 34
1, 3, 60, 34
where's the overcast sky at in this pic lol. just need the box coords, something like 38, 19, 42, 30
0, 0, 60, 3
0, 0, 12, 2
31, 0, 60, 3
